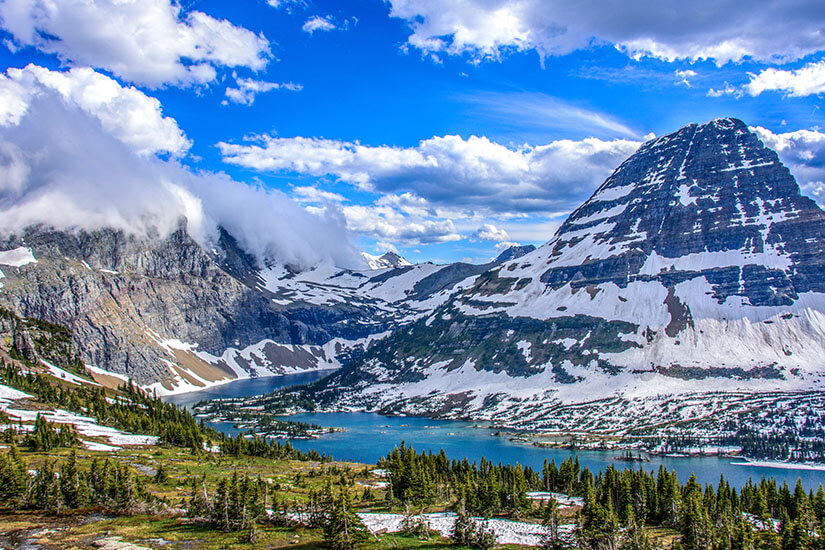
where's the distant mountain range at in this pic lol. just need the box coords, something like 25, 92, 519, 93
2, 118, 824, 430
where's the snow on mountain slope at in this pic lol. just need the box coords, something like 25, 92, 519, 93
256, 259, 471, 313
363, 251, 413, 270
314, 118, 825, 429
0, 222, 484, 394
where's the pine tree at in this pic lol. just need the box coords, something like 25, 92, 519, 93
0, 442, 27, 511
539, 498, 565, 550
451, 507, 478, 547
324, 485, 369, 550
59, 449, 83, 509
679, 476, 711, 550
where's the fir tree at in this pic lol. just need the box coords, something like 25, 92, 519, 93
323, 485, 369, 550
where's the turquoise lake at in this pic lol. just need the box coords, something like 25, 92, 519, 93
165, 372, 825, 491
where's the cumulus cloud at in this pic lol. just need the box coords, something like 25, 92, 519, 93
0, 71, 362, 270
224, 75, 303, 106
744, 60, 825, 97
217, 133, 641, 216
386, 0, 825, 65
494, 240, 520, 250
302, 16, 336, 34
473, 223, 509, 242
753, 126, 825, 204
0, 0, 270, 87
341, 204, 460, 245
3, 64, 190, 156
292, 186, 346, 203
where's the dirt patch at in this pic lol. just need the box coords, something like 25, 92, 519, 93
172, 349, 235, 383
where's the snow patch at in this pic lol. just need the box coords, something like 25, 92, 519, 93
0, 247, 37, 267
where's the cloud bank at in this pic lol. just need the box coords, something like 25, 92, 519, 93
0, 0, 270, 87
218, 133, 641, 216
0, 66, 362, 270
387, 0, 825, 65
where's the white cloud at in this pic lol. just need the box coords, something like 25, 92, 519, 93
302, 16, 336, 34
3, 64, 190, 156
460, 91, 638, 138
752, 126, 825, 205
473, 223, 509, 242
0, 0, 270, 87
224, 76, 302, 106
0, 74, 28, 126
0, 78, 361, 270
744, 60, 825, 97
218, 133, 641, 216
292, 186, 346, 203
267, 0, 305, 9
340, 204, 460, 245
706, 82, 740, 98
494, 240, 520, 250
675, 69, 697, 87
387, 0, 825, 65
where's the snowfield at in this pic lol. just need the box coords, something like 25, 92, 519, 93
358, 512, 575, 546
0, 246, 37, 267
0, 383, 158, 448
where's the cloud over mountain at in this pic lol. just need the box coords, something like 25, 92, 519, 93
0, 65, 362, 270
217, 133, 642, 217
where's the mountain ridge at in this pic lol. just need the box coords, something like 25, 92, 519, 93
3, 117, 825, 422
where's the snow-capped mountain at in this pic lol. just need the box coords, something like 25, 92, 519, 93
0, 224, 478, 394
313, 118, 825, 429
493, 244, 536, 263
363, 251, 413, 270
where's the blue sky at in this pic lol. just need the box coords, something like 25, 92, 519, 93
1, 0, 825, 266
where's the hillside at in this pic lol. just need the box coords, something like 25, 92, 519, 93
0, 318, 814, 550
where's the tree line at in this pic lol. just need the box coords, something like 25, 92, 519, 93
379, 442, 825, 550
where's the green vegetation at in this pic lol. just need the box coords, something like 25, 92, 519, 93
379, 443, 825, 549
3, 311, 825, 549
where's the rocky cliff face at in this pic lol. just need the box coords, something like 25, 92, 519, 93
313, 118, 825, 428
0, 224, 392, 389
0, 221, 481, 392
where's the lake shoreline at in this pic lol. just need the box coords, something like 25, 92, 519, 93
164, 374, 825, 487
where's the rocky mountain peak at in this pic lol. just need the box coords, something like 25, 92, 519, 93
539, 117, 825, 307
494, 244, 536, 263
363, 251, 412, 270
313, 118, 825, 427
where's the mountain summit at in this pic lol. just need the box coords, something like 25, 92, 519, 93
362, 251, 413, 270
314, 118, 825, 429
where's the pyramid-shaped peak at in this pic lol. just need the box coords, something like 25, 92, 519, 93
540, 117, 825, 307
362, 250, 412, 269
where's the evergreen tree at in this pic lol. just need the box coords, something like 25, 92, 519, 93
0, 442, 27, 511
539, 498, 566, 550
323, 485, 369, 550
59, 449, 83, 509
